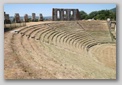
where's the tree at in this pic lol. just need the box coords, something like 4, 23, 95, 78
88, 10, 116, 20
88, 11, 98, 19
79, 11, 88, 20
79, 8, 116, 20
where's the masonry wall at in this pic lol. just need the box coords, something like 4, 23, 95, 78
4, 12, 11, 24
32, 13, 36, 21
15, 13, 21, 23
52, 8, 80, 21
24, 14, 28, 22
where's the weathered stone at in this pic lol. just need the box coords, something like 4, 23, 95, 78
5, 14, 9, 20
24, 14, 28, 22
4, 12, 6, 20
32, 13, 36, 21
15, 13, 21, 23
52, 8, 80, 21
39, 13, 43, 21
4, 12, 11, 24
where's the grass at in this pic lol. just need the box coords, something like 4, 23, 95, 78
4, 20, 116, 79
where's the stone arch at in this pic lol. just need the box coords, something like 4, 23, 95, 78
70, 10, 74, 20
64, 10, 67, 20
57, 10, 60, 20
70, 10, 73, 16
52, 8, 80, 21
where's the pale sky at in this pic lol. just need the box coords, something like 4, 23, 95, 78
4, 4, 116, 17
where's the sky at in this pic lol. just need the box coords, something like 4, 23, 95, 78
4, 4, 116, 17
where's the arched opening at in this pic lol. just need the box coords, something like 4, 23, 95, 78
57, 10, 60, 20
64, 11, 67, 20
70, 10, 74, 20
70, 11, 73, 17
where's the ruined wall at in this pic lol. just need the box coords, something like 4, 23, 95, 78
15, 13, 21, 23
4, 11, 44, 23
4, 12, 11, 24
24, 14, 28, 22
39, 13, 43, 21
5, 14, 10, 20
52, 8, 80, 21
32, 13, 36, 21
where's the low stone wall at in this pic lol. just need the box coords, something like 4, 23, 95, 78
4, 22, 26, 32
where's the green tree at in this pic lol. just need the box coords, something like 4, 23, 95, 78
79, 11, 88, 20
88, 11, 98, 19
88, 10, 116, 20
79, 8, 116, 20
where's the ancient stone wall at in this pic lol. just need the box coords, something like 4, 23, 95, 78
4, 12, 6, 20
39, 13, 43, 21
5, 14, 9, 20
4, 12, 11, 24
24, 14, 28, 22
32, 13, 36, 21
4, 12, 10, 20
15, 13, 20, 23
4, 11, 45, 23
52, 8, 80, 21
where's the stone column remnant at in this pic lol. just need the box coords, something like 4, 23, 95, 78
76, 9, 80, 20
39, 13, 43, 21
74, 9, 76, 20
4, 12, 10, 21
61, 9, 64, 20
54, 9, 58, 21
4, 12, 11, 24
4, 12, 6, 20
15, 13, 20, 23
32, 13, 36, 21
52, 8, 55, 21
67, 9, 70, 21
24, 14, 28, 22
5, 14, 10, 20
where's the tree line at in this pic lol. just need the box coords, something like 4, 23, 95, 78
79, 9, 116, 21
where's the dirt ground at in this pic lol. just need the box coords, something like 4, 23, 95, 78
4, 21, 116, 79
